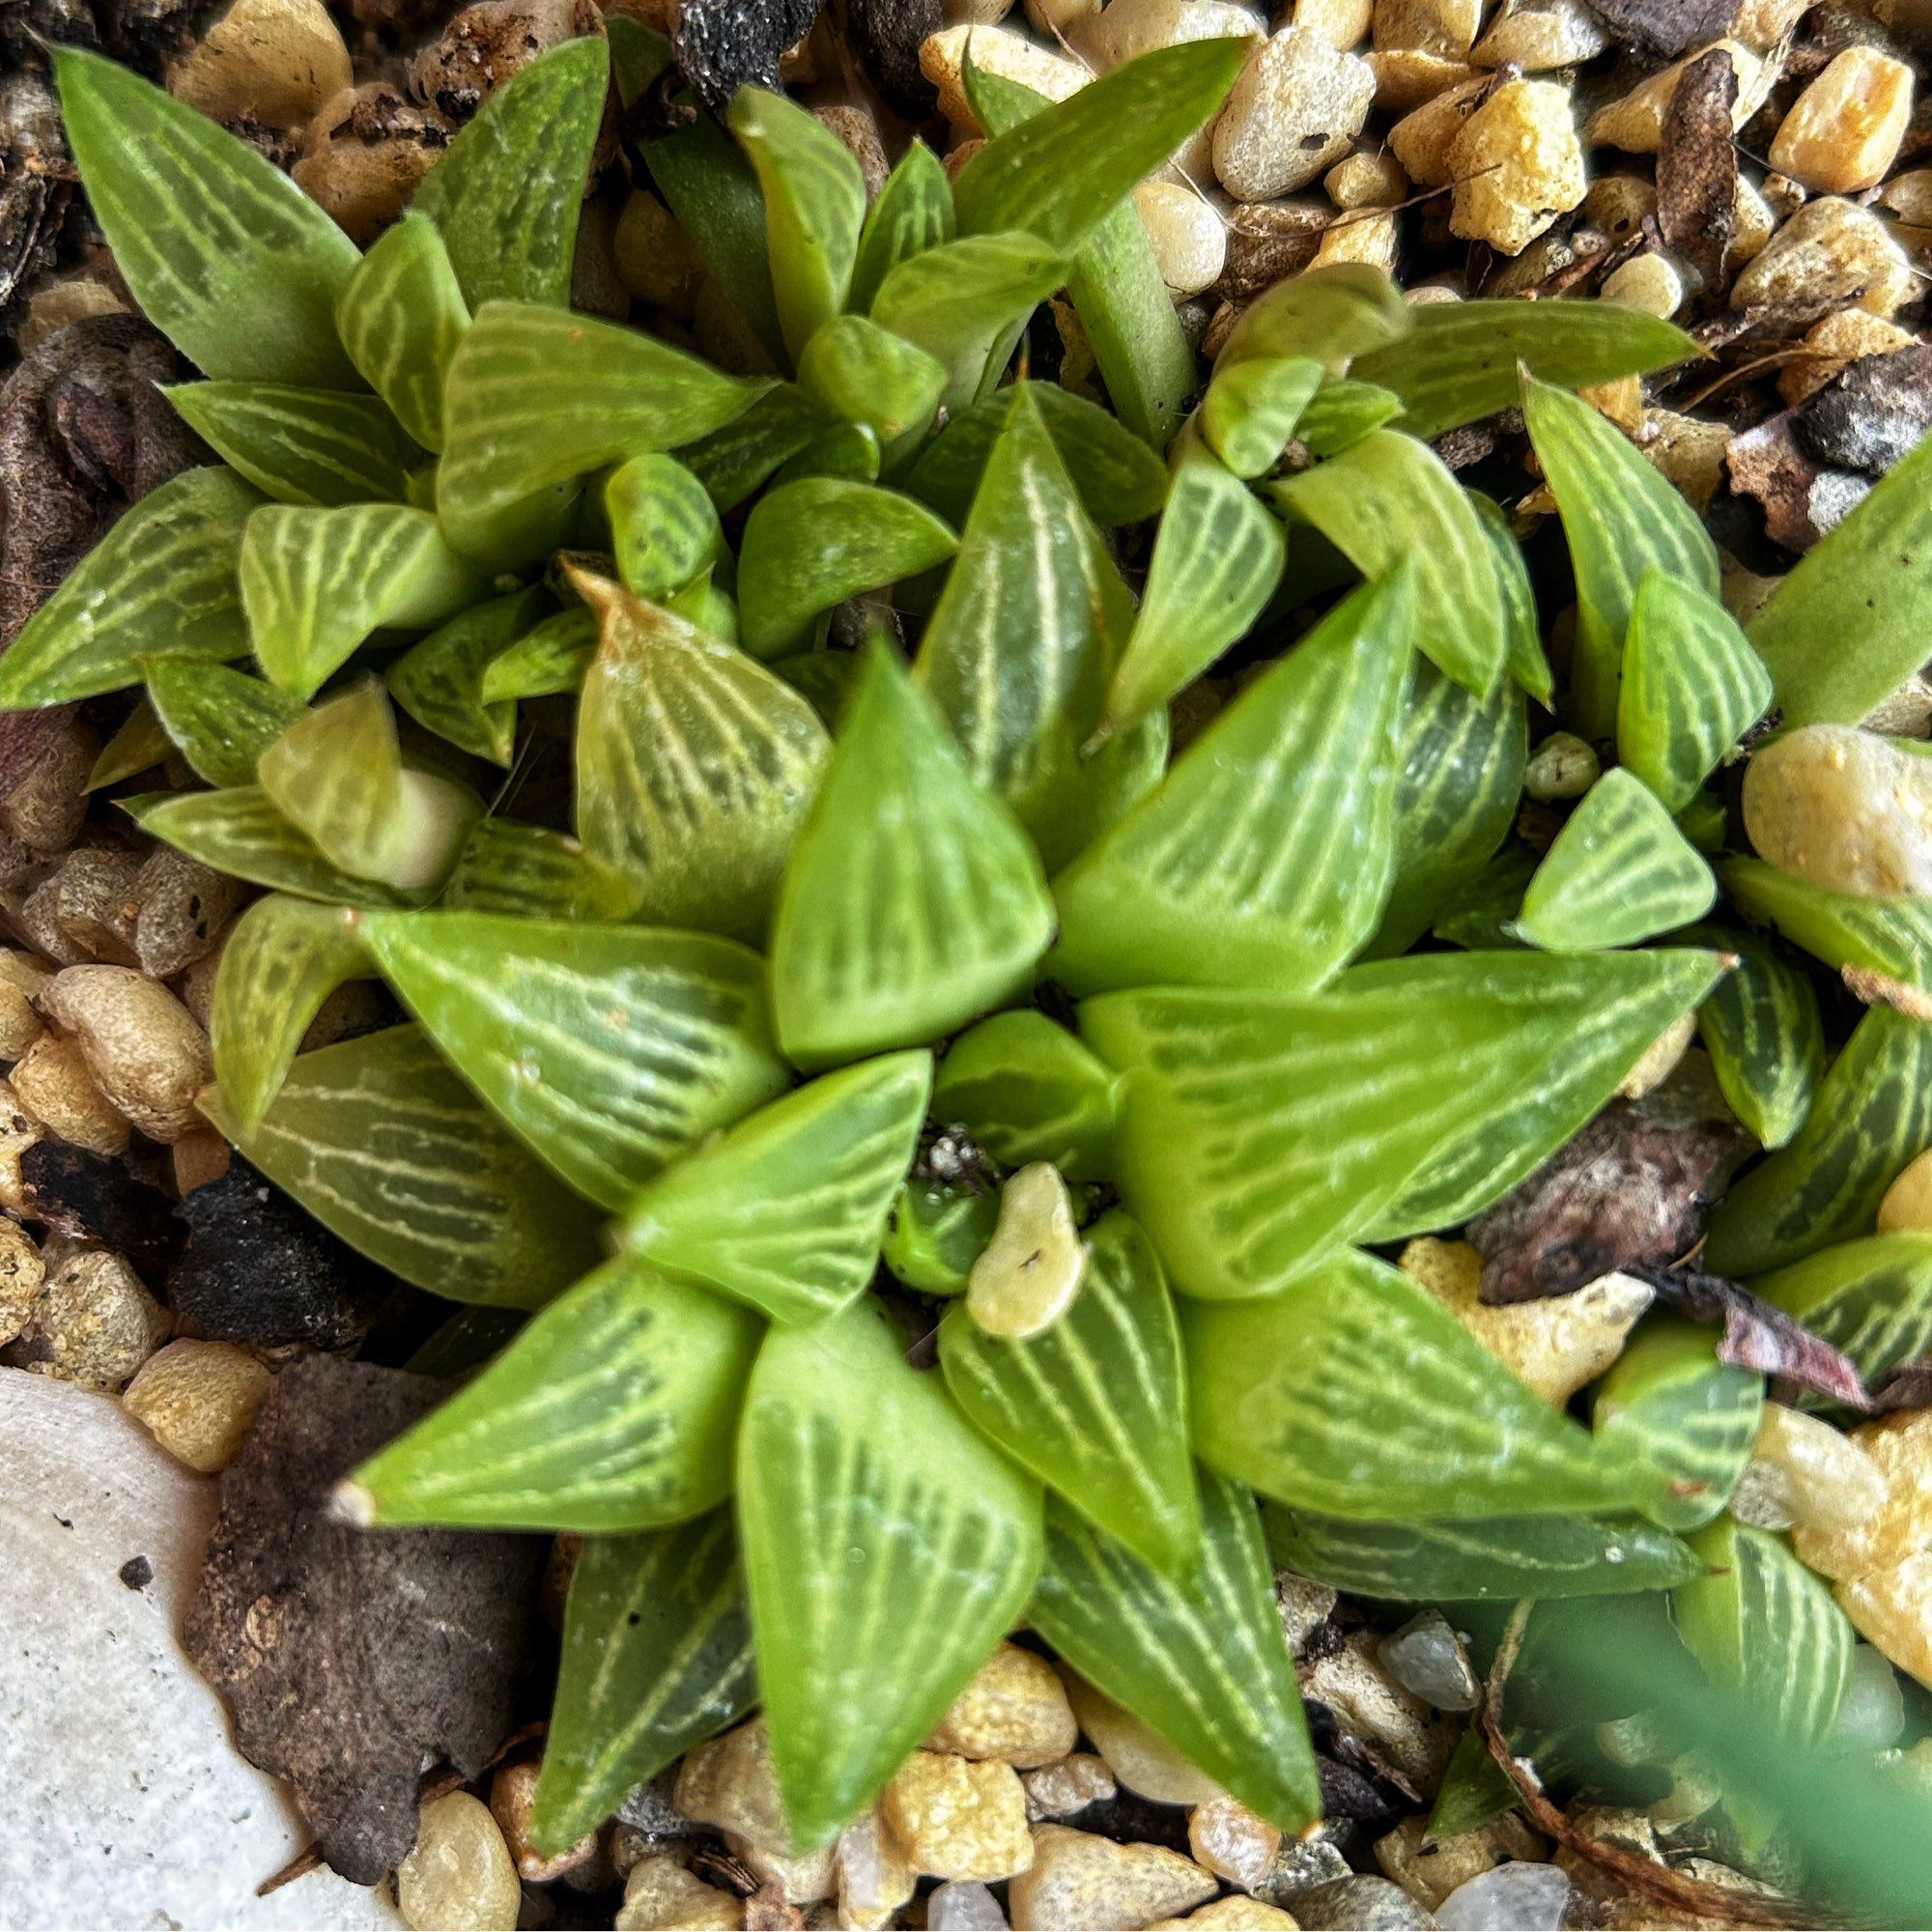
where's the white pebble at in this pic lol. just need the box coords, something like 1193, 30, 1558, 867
928, 1880, 1010, 1929
1435, 1861, 1571, 1931
1378, 1610, 1480, 1711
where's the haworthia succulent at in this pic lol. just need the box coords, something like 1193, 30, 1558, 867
1515, 770, 1717, 952
479, 608, 598, 706
386, 586, 549, 766
440, 819, 641, 922
736, 1301, 1044, 1849
1690, 923, 1824, 1150
882, 1178, 1000, 1296
795, 315, 949, 446
200, 1025, 602, 1304
1753, 1233, 1932, 1387
1724, 857, 1932, 1007
85, 704, 171, 791
334, 213, 471, 452
941, 1210, 1201, 1575
1029, 1476, 1320, 1831
931, 1011, 1122, 1181
356, 912, 791, 1209
1200, 355, 1324, 479
1296, 378, 1403, 456
348, 1254, 763, 1529
619, 1051, 933, 1325
849, 140, 954, 314
604, 456, 726, 604
680, 384, 830, 513
1427, 846, 1536, 954
161, 384, 420, 506
1214, 262, 1411, 370
770, 644, 1056, 1067
1471, 491, 1553, 708
1057, 570, 1411, 994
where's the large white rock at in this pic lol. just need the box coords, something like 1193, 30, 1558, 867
0, 1367, 404, 1930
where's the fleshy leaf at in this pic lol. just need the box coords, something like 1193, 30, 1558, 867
620, 1051, 931, 1325
162, 384, 419, 505
1515, 769, 1717, 952
1472, 491, 1553, 707
573, 574, 831, 942
869, 233, 1066, 407
738, 480, 957, 657
411, 36, 610, 310
771, 642, 1056, 1069
1692, 923, 1825, 1150
334, 213, 470, 452
1200, 355, 1324, 479
1296, 378, 1403, 455
531, 1513, 755, 1856
84, 703, 171, 791
1186, 1249, 1655, 1517
1030, 1476, 1318, 1829
479, 608, 598, 705
931, 1010, 1121, 1181
849, 139, 953, 313
1060, 570, 1411, 993
883, 1178, 999, 1295
736, 1300, 1043, 1850
1215, 262, 1410, 371
940, 1209, 1200, 1575
440, 818, 641, 921
142, 657, 304, 789
1706, 1005, 1932, 1275
1724, 857, 1932, 1009
796, 314, 949, 446
387, 586, 549, 765
51, 45, 359, 386
1082, 948, 1726, 1298
1753, 1233, 1932, 1387
1521, 375, 1720, 740
678, 385, 827, 514
605, 456, 725, 603
0, 469, 261, 707
199, 1025, 601, 1304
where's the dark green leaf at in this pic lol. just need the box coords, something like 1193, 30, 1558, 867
1295, 377, 1404, 455
84, 702, 170, 791
162, 383, 419, 505
605, 455, 725, 603
849, 139, 953, 313
1471, 491, 1553, 708
334, 213, 470, 452
387, 586, 550, 764
478, 608, 597, 706
1724, 856, 1932, 1008
680, 384, 829, 513
440, 817, 641, 920
1427, 1729, 1521, 1839
1753, 1232, 1932, 1387
1691, 923, 1825, 1150
931, 1009, 1121, 1180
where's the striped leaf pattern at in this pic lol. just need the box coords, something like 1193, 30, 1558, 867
1201, 355, 1323, 479
573, 577, 830, 942
1101, 441, 1288, 736
1472, 492, 1553, 706
882, 1178, 1000, 1294
869, 233, 1067, 406
1030, 1476, 1319, 1831
1295, 378, 1402, 455
334, 213, 470, 452
736, 1302, 1044, 1849
387, 587, 548, 765
532, 1513, 756, 1854
770, 643, 1055, 1068
357, 912, 791, 1209
849, 140, 954, 313
1183, 1249, 1653, 1518
1590, 1321, 1764, 1531
796, 315, 949, 445
480, 608, 597, 705
143, 659, 303, 787
1706, 1005, 1932, 1275
352, 1254, 762, 1530
1263, 1504, 1702, 1600
411, 36, 610, 310
1619, 573, 1774, 811
1724, 857, 1932, 1006
241, 503, 484, 698
1081, 948, 1725, 1298
1521, 376, 1720, 740
675, 384, 827, 514
1060, 570, 1411, 995
730, 87, 867, 360
604, 455, 725, 602
1693, 923, 1826, 1151
1753, 1233, 1932, 1387
1213, 262, 1410, 370
51, 45, 360, 386
738, 480, 957, 658
1516, 770, 1717, 951
1271, 429, 1505, 695
162, 384, 419, 505
931, 1010, 1121, 1180
436, 302, 771, 561
441, 819, 640, 921
940, 1210, 1201, 1575
0, 469, 261, 707
1351, 298, 1695, 439
200, 1025, 601, 1303
619, 1051, 933, 1325
211, 895, 374, 1136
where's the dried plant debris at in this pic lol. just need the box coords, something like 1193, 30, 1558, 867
1656, 45, 1736, 304
185, 1355, 542, 1883
17, 1137, 180, 1281
1569, 0, 1730, 53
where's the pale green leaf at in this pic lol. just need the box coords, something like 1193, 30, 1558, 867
142, 659, 303, 788
162, 383, 419, 505
883, 1177, 1000, 1295
1215, 262, 1410, 370
478, 608, 597, 706
1295, 377, 1403, 455
440, 818, 641, 921
1754, 1233, 1932, 1388
1428, 846, 1535, 953
387, 586, 549, 764
930, 1010, 1121, 1181
796, 314, 949, 445
1201, 355, 1324, 478
605, 455, 725, 603
334, 213, 470, 452
1471, 490, 1553, 707
849, 140, 953, 314
772, 419, 880, 486
1690, 923, 1825, 1150
1725, 855, 1932, 1008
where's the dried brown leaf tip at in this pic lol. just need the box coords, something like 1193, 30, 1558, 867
1580, 0, 1732, 56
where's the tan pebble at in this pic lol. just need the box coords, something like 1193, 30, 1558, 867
293, 85, 451, 243
16, 278, 127, 355
1295, 0, 1374, 46
1326, 148, 1407, 208
945, 0, 1019, 21
0, 1079, 43, 1212
1864, 674, 1932, 738
920, 24, 1087, 128
1581, 174, 1657, 245
1316, 207, 1399, 269
1406, 280, 1463, 302
614, 1856, 745, 1930
485, 1759, 598, 1883
1299, 1629, 1457, 1789
930, 1641, 1081, 1768
1881, 1149, 1932, 1232
1602, 251, 1686, 319
1216, 199, 1330, 298
1777, 309, 1918, 407
1009, 1826, 1216, 1931
614, 192, 705, 318
1149, 1902, 1302, 1931
121, 1339, 271, 1473
396, 1791, 521, 1932
815, 102, 891, 200
0, 1216, 45, 1348
1524, 730, 1600, 802
967, 1163, 1089, 1340
1372, 0, 1484, 57
131, 848, 241, 980
0, 718, 97, 856
724, 1833, 835, 1904
1743, 724, 1932, 896
1076, 0, 1264, 65
167, 0, 351, 128
1212, 27, 1377, 199
836, 1807, 919, 1929
1877, 166, 1932, 243
1373, 1813, 1548, 1912
40, 966, 212, 1144
1134, 181, 1230, 298
1769, 46, 1913, 195
1730, 0, 1808, 44
1731, 195, 1916, 319
1025, 0, 1101, 29
1639, 409, 1730, 512
1730, 177, 1776, 265
1748, 1403, 1889, 1534
1276, 1569, 1339, 1655
1587, 41, 1765, 154
0, 950, 51, 1060
171, 1127, 233, 1196
1471, 0, 1606, 68
1448, 76, 1585, 255
25, 847, 140, 968
1387, 73, 1485, 185
882, 1751, 1034, 1882
409, 0, 591, 120
1060, 1670, 1225, 1804
10, 1033, 129, 1157
1023, 1752, 1118, 1819
674, 1719, 793, 1861
1187, 1795, 1282, 1890
944, 136, 985, 183
1367, 47, 1478, 110
17, 1250, 170, 1393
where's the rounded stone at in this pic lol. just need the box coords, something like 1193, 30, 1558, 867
1743, 724, 1932, 898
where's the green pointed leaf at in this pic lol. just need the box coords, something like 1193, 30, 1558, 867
1031, 1475, 1317, 1829
1706, 1006, 1932, 1275
0, 469, 261, 707
1082, 948, 1727, 1298
1061, 570, 1411, 993
479, 608, 597, 705
1215, 262, 1410, 371
605, 456, 725, 603
1295, 377, 1404, 456
883, 1177, 1000, 1295
870, 233, 1066, 406
1591, 1320, 1765, 1532
1186, 1248, 1654, 1517
796, 314, 948, 445
1725, 856, 1932, 1008
412, 36, 610, 310
1691, 923, 1825, 1150
736, 1300, 1044, 1850
1262, 1503, 1703, 1600
1516, 770, 1716, 951
1102, 443, 1287, 736
1752, 1233, 1932, 1388
1521, 375, 1720, 740
573, 576, 830, 941
931, 1010, 1121, 1181
1428, 846, 1535, 953
440, 817, 641, 920
84, 702, 171, 791
849, 140, 953, 314
52, 44, 359, 386
772, 420, 881, 486
335, 213, 470, 452
211, 894, 374, 1136
200, 1024, 601, 1303
941, 1209, 1199, 1574
356, 911, 791, 1210
1471, 491, 1553, 708
620, 1051, 931, 1325
1617, 574, 1773, 812
729, 86, 866, 361
437, 301, 771, 562
387, 586, 550, 764
678, 384, 828, 513
1427, 1729, 1522, 1840
1351, 298, 1697, 439
531, 1513, 756, 1855
1271, 429, 1505, 695
1201, 355, 1324, 479
162, 384, 419, 506
242, 503, 485, 698
738, 479, 957, 657
771, 643, 1055, 1068
142, 659, 303, 787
